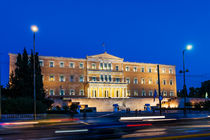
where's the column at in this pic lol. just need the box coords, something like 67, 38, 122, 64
110, 88, 113, 98
114, 88, 116, 98
122, 88, 124, 98
88, 88, 90, 98
102, 88, 104, 98
97, 87, 99, 98
125, 88, 127, 97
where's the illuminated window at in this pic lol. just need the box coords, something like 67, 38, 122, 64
133, 66, 137, 72
69, 62, 75, 68
127, 90, 131, 96
79, 75, 84, 82
39, 60, 44, 67
149, 90, 153, 96
59, 75, 65, 82
141, 67, 145, 72
125, 66, 130, 71
142, 90, 146, 96
162, 68, 166, 73
79, 63, 84, 69
141, 78, 145, 84
126, 77, 130, 84
80, 89, 84, 96
134, 78, 138, 84
70, 89, 75, 95
134, 90, 138, 96
49, 75, 55, 81
60, 62, 64, 68
92, 63, 96, 69
148, 67, 152, 73
149, 79, 152, 84
49, 61, 54, 67
169, 68, 173, 74
60, 89, 65, 96
100, 63, 103, 69
163, 91, 167, 96
170, 91, 174, 96
49, 89, 54, 96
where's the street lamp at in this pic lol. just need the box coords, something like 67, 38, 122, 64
180, 44, 192, 115
31, 25, 38, 120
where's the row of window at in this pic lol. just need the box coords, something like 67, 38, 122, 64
49, 89, 174, 97
128, 90, 174, 97
49, 89, 84, 96
48, 74, 174, 85
49, 75, 84, 82
39, 60, 174, 74
126, 78, 174, 85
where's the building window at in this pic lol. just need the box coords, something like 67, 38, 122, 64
169, 79, 173, 85
109, 75, 112, 82
134, 90, 138, 96
141, 67, 145, 72
70, 75, 74, 82
162, 68, 166, 73
60, 62, 64, 68
105, 75, 108, 81
142, 90, 146, 96
108, 63, 112, 70
134, 78, 138, 84
115, 65, 119, 71
149, 90, 153, 96
100, 63, 103, 69
59, 75, 65, 82
70, 89, 75, 95
92, 63, 96, 69
133, 66, 137, 72
69, 62, 75, 68
169, 68, 173, 74
149, 79, 152, 84
163, 79, 166, 85
127, 90, 131, 96
163, 91, 167, 96
141, 78, 145, 84
49, 75, 55, 81
49, 89, 54, 96
104, 63, 107, 69
116, 77, 120, 83
79, 75, 84, 82
79, 63, 84, 69
148, 67, 152, 73
116, 90, 119, 97
104, 90, 108, 98
126, 77, 130, 84
92, 77, 96, 82
49, 61, 54, 67
80, 89, 84, 96
60, 89, 65, 96
170, 91, 174, 96
100, 75, 104, 81
125, 66, 130, 71
39, 60, 44, 67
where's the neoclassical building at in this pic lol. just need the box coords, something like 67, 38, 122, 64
9, 52, 177, 100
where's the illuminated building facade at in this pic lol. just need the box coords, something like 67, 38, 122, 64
9, 52, 177, 100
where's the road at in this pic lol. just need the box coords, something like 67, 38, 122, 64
1, 114, 210, 140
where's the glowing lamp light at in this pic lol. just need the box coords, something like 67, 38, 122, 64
186, 45, 192, 50
31, 25, 38, 32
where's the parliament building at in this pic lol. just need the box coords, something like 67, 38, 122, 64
9, 52, 177, 111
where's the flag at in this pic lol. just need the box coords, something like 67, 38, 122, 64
154, 90, 157, 102
205, 92, 208, 99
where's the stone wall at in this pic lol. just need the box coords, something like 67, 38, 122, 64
71, 98, 169, 112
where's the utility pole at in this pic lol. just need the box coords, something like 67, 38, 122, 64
157, 65, 162, 116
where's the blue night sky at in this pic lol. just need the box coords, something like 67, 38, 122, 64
1, 0, 210, 90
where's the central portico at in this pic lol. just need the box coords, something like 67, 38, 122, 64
86, 52, 128, 98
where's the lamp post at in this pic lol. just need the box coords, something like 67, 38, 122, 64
31, 25, 38, 120
180, 45, 192, 115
